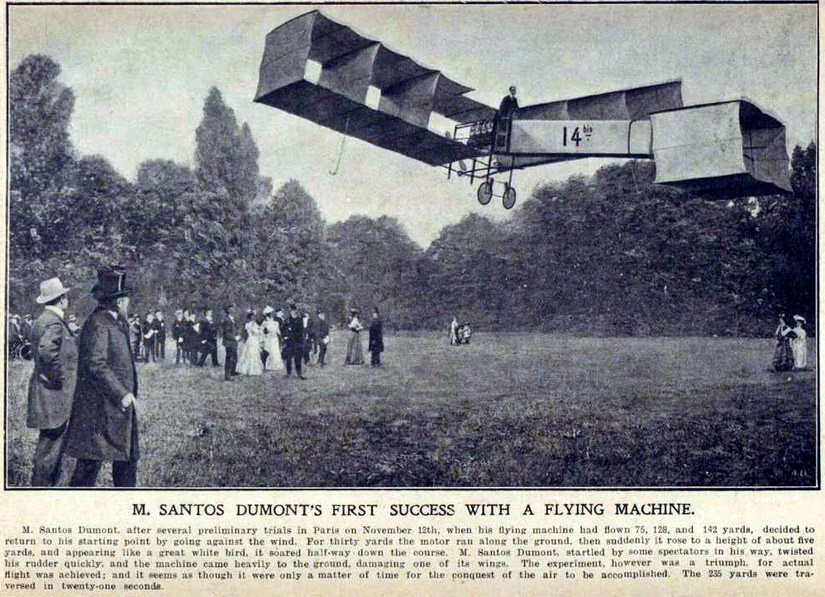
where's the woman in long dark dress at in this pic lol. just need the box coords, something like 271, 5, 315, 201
345, 309, 364, 365
772, 314, 795, 372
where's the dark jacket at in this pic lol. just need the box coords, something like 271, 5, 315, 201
65, 307, 139, 462
152, 318, 166, 339
27, 308, 78, 430
282, 315, 305, 357
222, 316, 239, 348
141, 320, 155, 344
368, 318, 384, 353
172, 319, 187, 344
184, 320, 197, 350
316, 318, 330, 340
499, 94, 519, 117
199, 318, 216, 350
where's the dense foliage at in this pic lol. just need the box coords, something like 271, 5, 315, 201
8, 55, 816, 335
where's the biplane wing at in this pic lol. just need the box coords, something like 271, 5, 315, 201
255, 11, 792, 205
254, 10, 494, 166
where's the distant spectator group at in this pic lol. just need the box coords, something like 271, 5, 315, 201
35, 299, 389, 380
449, 317, 473, 345
126, 303, 384, 379
772, 314, 808, 372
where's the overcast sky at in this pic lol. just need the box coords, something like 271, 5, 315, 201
9, 4, 816, 246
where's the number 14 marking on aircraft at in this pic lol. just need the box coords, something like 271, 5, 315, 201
563, 125, 593, 147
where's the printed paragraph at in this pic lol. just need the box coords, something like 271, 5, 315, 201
2, 522, 816, 592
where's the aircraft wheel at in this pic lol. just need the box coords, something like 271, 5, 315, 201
477, 180, 493, 205
502, 186, 517, 210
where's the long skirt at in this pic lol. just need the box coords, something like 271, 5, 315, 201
238, 339, 263, 375
791, 337, 807, 370
345, 331, 364, 365
772, 338, 794, 372
265, 337, 284, 371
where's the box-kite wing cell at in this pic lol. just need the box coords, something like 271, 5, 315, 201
254, 10, 493, 167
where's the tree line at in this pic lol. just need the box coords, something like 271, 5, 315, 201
9, 55, 816, 335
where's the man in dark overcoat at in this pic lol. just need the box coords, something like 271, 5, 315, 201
368, 308, 384, 367
64, 266, 139, 487
27, 277, 77, 486
282, 303, 305, 379
197, 308, 219, 367
221, 304, 241, 381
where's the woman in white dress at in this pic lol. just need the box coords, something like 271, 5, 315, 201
345, 309, 365, 365
261, 307, 283, 372
237, 312, 263, 376
791, 315, 808, 370
449, 316, 459, 345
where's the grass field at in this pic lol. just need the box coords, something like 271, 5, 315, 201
4, 332, 817, 488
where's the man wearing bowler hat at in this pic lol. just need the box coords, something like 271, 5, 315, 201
65, 266, 140, 487
26, 277, 77, 486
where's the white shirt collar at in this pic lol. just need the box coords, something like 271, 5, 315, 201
44, 304, 65, 319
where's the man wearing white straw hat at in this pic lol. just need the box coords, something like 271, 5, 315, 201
26, 277, 77, 486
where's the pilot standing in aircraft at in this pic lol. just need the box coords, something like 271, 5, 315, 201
499, 86, 519, 119
497, 86, 519, 150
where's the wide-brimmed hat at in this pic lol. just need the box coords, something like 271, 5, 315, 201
794, 315, 806, 323
263, 306, 274, 315
36, 277, 70, 304
91, 266, 131, 300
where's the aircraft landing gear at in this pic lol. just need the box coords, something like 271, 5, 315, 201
502, 184, 517, 210
476, 179, 517, 209
477, 180, 493, 205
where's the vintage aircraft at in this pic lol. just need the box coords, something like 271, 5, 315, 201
254, 10, 792, 209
